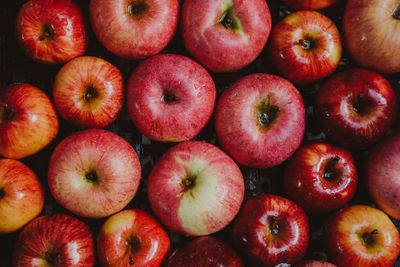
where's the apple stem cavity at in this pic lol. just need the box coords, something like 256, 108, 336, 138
362, 229, 379, 248
85, 170, 99, 184
324, 156, 341, 181
256, 98, 279, 130
181, 175, 196, 190
218, 5, 239, 31
0, 104, 16, 123
39, 24, 54, 41
393, 6, 400, 20
0, 188, 4, 199
83, 86, 99, 102
128, 1, 149, 18
268, 216, 280, 235
44, 250, 58, 265
352, 94, 372, 115
162, 91, 178, 104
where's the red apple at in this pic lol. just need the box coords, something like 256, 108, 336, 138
127, 54, 216, 142
283, 142, 357, 213
90, 0, 179, 59
147, 141, 244, 236
181, 0, 271, 72
343, 0, 400, 73
282, 0, 339, 10
48, 129, 141, 218
269, 11, 342, 84
0, 83, 59, 159
13, 214, 95, 267
165, 236, 244, 267
0, 159, 44, 234
367, 132, 400, 219
53, 56, 124, 128
97, 209, 170, 267
316, 68, 397, 148
325, 205, 400, 267
295, 260, 337, 267
215, 73, 305, 168
16, 0, 87, 64
232, 194, 309, 267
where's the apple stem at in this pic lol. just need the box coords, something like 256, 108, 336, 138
393, 6, 400, 20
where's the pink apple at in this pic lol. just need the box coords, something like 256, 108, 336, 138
48, 129, 141, 218
0, 83, 59, 159
16, 0, 87, 64
90, 0, 179, 59
53, 56, 124, 128
13, 214, 95, 267
215, 73, 305, 168
283, 0, 339, 10
269, 11, 342, 84
232, 194, 309, 267
295, 260, 337, 267
181, 0, 271, 72
0, 159, 44, 234
97, 209, 170, 267
147, 141, 244, 236
127, 54, 216, 142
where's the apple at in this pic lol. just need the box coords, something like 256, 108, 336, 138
147, 140, 244, 236
165, 236, 244, 267
283, 142, 357, 213
343, 0, 400, 73
295, 260, 337, 267
0, 159, 44, 234
232, 194, 309, 267
367, 132, 400, 219
282, 0, 339, 10
53, 56, 124, 128
324, 205, 400, 267
181, 0, 271, 72
16, 0, 87, 64
215, 73, 305, 168
90, 0, 179, 59
0, 83, 59, 159
127, 54, 216, 142
97, 209, 170, 267
316, 68, 397, 149
269, 11, 342, 84
48, 129, 141, 218
13, 214, 94, 267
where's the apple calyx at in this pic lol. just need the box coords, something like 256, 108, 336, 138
162, 91, 178, 104
39, 23, 54, 41
323, 156, 341, 181
256, 97, 279, 130
299, 37, 317, 50
0, 103, 15, 123
85, 170, 100, 185
83, 86, 99, 103
0, 188, 5, 199
361, 229, 379, 248
393, 5, 400, 20
268, 216, 280, 236
352, 94, 372, 116
218, 4, 240, 32
127, 1, 149, 19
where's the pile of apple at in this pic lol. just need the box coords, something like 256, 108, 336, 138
2, 0, 400, 266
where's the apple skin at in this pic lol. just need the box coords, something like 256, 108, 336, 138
165, 236, 244, 267
54, 56, 124, 128
232, 194, 309, 267
283, 142, 357, 213
13, 214, 95, 267
90, 0, 179, 59
0, 83, 59, 159
316, 68, 397, 149
366, 132, 400, 219
127, 54, 216, 142
147, 141, 244, 236
97, 209, 170, 267
269, 11, 342, 84
324, 205, 400, 267
48, 129, 141, 218
0, 159, 44, 234
295, 260, 337, 267
215, 73, 305, 168
343, 0, 400, 73
282, 0, 339, 10
16, 0, 87, 64
181, 0, 271, 72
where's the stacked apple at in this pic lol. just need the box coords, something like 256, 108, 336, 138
2, 0, 400, 266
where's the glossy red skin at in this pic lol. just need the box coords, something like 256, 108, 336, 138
0, 159, 44, 234
215, 73, 305, 168
16, 0, 87, 64
0, 84, 59, 159
97, 209, 170, 267
232, 194, 309, 267
283, 0, 339, 10
343, 0, 400, 73
316, 68, 397, 149
165, 236, 244, 267
295, 260, 337, 267
13, 214, 95, 267
182, 0, 271, 72
283, 142, 357, 213
48, 129, 141, 218
54, 56, 124, 128
90, 0, 179, 59
269, 11, 342, 84
367, 132, 400, 219
324, 205, 400, 267
148, 141, 244, 236
127, 54, 216, 142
